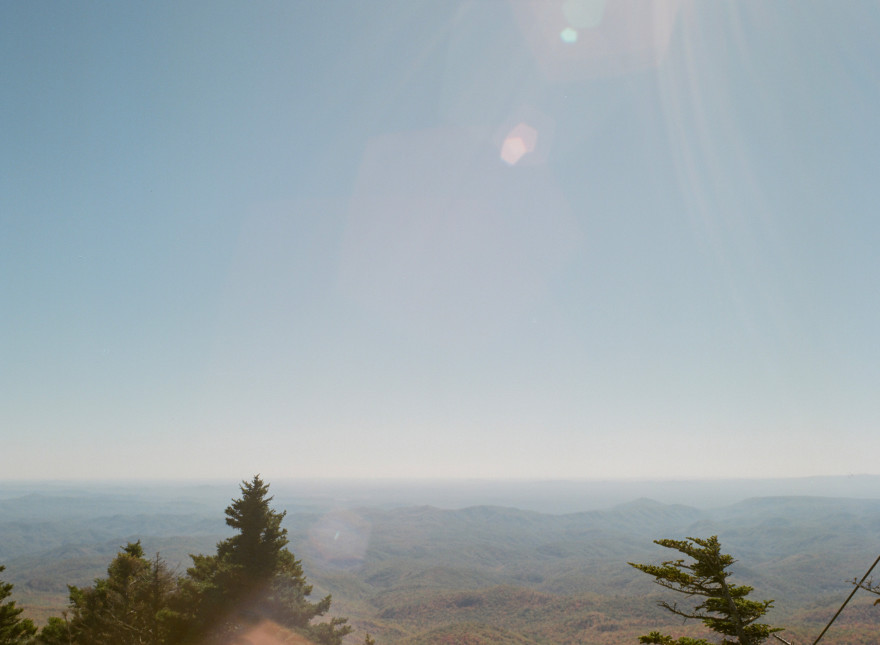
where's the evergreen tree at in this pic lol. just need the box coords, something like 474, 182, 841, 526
48, 542, 180, 645
35, 616, 72, 645
629, 536, 782, 645
0, 565, 36, 645
37, 476, 353, 645
181, 475, 351, 645
218, 474, 290, 582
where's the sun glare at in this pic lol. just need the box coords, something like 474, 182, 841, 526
500, 122, 538, 165
560, 27, 578, 44
511, 0, 681, 81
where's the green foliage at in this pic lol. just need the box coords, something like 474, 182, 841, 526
44, 540, 181, 645
0, 565, 37, 645
34, 617, 71, 645
36, 476, 351, 645
218, 475, 288, 580
630, 536, 782, 645
179, 475, 351, 645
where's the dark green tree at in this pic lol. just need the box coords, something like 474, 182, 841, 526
629, 536, 782, 645
46, 542, 181, 645
35, 616, 72, 645
0, 565, 36, 645
218, 474, 290, 582
181, 475, 351, 645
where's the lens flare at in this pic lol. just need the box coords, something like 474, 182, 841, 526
235, 619, 316, 645
510, 0, 681, 81
339, 126, 579, 341
560, 27, 578, 44
307, 509, 371, 566
500, 122, 538, 165
501, 137, 527, 165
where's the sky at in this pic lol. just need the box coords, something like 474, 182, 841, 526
2, 1, 880, 481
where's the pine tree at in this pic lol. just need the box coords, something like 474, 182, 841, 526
37, 476, 353, 645
50, 542, 180, 645
629, 536, 782, 645
218, 474, 289, 582
182, 475, 351, 645
0, 565, 36, 645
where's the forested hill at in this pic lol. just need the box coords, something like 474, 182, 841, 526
285, 496, 880, 599
287, 497, 880, 643
4, 485, 880, 643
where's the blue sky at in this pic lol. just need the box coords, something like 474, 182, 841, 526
3, 1, 880, 480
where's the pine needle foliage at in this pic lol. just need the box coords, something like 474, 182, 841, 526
0, 566, 36, 645
37, 476, 353, 645
629, 536, 782, 645
181, 475, 351, 645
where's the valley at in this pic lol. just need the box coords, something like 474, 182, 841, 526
3, 478, 880, 643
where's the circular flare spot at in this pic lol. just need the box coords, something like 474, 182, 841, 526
500, 122, 538, 165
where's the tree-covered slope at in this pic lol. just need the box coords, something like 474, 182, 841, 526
5, 490, 880, 643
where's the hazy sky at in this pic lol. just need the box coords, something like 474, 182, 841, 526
3, 1, 880, 481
